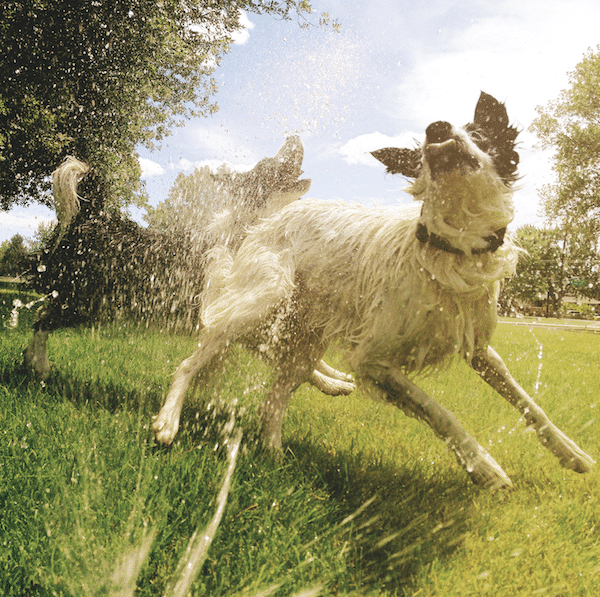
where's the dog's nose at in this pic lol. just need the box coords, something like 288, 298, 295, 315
426, 121, 453, 144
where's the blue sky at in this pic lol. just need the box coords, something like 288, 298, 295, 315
4, 0, 600, 243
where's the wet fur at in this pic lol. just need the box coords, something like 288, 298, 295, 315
151, 93, 594, 486
23, 138, 355, 397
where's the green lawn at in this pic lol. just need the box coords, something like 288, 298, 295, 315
1, 282, 599, 596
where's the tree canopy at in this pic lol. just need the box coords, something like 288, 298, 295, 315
526, 45, 600, 314
0, 0, 315, 211
531, 45, 600, 232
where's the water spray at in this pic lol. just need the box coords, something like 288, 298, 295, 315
165, 428, 243, 597
530, 329, 544, 394
4, 290, 58, 329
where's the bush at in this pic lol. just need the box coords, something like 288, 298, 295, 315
562, 302, 596, 319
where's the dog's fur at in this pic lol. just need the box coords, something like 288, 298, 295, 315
23, 138, 355, 397
152, 93, 594, 487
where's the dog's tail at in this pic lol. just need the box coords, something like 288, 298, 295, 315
52, 156, 91, 234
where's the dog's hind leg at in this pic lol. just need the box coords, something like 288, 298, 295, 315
261, 370, 310, 450
472, 346, 594, 474
367, 365, 513, 489
310, 360, 355, 396
261, 332, 327, 450
23, 328, 51, 381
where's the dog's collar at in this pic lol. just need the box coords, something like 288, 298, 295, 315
416, 223, 506, 256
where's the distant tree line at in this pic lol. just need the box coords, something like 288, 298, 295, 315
0, 222, 54, 277
499, 224, 600, 317
500, 45, 600, 317
0, 235, 28, 277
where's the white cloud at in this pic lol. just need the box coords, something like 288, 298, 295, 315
391, 0, 600, 128
339, 132, 422, 166
4, 211, 55, 229
0, 209, 56, 243
139, 158, 165, 178
231, 11, 255, 45
170, 157, 255, 174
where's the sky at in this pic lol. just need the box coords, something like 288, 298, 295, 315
3, 0, 600, 243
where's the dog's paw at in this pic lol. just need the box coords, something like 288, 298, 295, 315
324, 378, 356, 396
309, 370, 356, 396
467, 446, 513, 490
151, 412, 179, 446
543, 428, 595, 474
562, 450, 595, 474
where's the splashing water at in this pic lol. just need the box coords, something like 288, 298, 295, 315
165, 428, 243, 597
531, 329, 544, 395
222, 27, 370, 140
5, 291, 58, 329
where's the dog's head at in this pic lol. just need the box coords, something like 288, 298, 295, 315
233, 135, 312, 217
372, 92, 519, 256
204, 136, 312, 249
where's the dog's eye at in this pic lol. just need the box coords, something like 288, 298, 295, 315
469, 130, 489, 150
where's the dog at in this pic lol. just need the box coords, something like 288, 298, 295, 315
152, 92, 593, 488
23, 137, 355, 398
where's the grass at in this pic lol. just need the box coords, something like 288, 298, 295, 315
1, 280, 600, 596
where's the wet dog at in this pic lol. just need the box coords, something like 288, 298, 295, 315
152, 93, 593, 487
23, 138, 355, 398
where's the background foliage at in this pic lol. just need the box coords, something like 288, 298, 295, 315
522, 45, 600, 313
0, 0, 312, 211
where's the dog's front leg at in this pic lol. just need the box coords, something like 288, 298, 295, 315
153, 337, 226, 446
472, 346, 594, 473
368, 365, 512, 489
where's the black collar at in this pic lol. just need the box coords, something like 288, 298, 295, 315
416, 223, 506, 256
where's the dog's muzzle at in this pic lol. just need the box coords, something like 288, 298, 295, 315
424, 121, 481, 176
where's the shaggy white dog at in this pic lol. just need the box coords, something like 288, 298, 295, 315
24, 138, 354, 397
153, 93, 594, 488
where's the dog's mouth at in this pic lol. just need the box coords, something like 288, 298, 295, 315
424, 121, 481, 177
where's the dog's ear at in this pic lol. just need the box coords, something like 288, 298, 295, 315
469, 92, 520, 183
371, 147, 422, 178
473, 92, 510, 133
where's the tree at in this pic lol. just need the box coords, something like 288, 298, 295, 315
145, 164, 237, 233
500, 225, 600, 316
0, 234, 29, 277
528, 46, 600, 314
531, 46, 600, 228
0, 0, 317, 211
